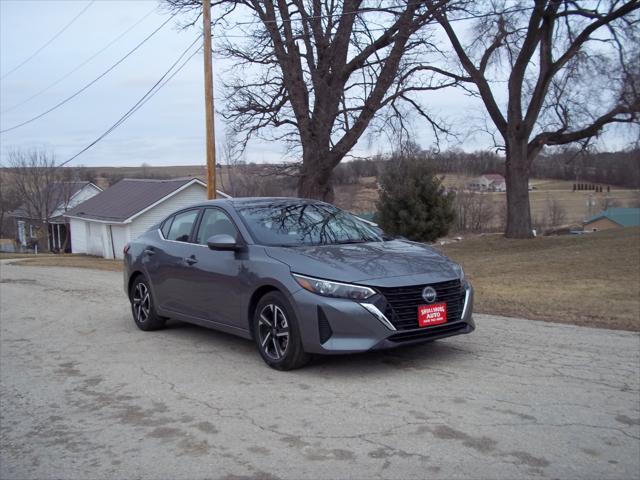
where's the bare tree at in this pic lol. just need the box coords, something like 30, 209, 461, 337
544, 193, 567, 227
0, 174, 20, 239
6, 149, 62, 251
217, 131, 246, 197
140, 162, 151, 178
167, 0, 459, 201
454, 190, 494, 232
428, 0, 640, 238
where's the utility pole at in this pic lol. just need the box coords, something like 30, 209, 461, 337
203, 0, 216, 199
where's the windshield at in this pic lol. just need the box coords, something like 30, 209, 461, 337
236, 202, 383, 246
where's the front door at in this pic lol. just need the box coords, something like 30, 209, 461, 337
182, 207, 245, 327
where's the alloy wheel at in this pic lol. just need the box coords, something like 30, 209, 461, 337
257, 304, 289, 360
133, 283, 151, 324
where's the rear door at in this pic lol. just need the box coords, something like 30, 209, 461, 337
182, 207, 246, 327
147, 208, 202, 315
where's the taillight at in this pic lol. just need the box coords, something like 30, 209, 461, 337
123, 244, 130, 255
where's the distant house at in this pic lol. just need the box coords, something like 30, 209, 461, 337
64, 178, 228, 259
584, 208, 640, 231
10, 181, 103, 252
466, 174, 506, 192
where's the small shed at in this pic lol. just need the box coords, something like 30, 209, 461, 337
64, 178, 226, 259
584, 208, 640, 231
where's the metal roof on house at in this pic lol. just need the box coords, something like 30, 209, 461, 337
586, 208, 640, 227
65, 178, 209, 223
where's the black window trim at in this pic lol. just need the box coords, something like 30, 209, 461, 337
160, 216, 174, 239
193, 206, 245, 247
160, 208, 202, 244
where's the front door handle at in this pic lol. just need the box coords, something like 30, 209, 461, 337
185, 255, 198, 266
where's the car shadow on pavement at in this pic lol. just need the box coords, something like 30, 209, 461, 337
306, 341, 470, 376
162, 319, 471, 377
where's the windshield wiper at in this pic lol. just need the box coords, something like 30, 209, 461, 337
333, 239, 368, 245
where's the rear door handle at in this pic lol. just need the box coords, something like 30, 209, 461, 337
185, 256, 198, 266
143, 248, 156, 256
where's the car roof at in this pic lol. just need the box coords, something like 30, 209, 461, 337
196, 197, 328, 209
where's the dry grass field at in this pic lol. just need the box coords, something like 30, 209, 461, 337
338, 174, 639, 224
437, 174, 639, 227
439, 227, 640, 331
2, 254, 122, 271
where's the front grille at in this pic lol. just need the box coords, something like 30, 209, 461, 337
377, 279, 465, 330
388, 322, 468, 342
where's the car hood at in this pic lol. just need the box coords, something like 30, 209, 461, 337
264, 240, 460, 286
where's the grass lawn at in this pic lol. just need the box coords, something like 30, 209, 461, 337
0, 253, 56, 259
2, 254, 122, 272
439, 227, 640, 331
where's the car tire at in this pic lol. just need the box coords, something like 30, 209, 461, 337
130, 276, 166, 331
253, 292, 310, 370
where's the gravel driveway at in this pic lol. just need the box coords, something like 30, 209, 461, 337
1, 262, 639, 480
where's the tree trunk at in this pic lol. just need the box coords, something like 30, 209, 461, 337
504, 141, 534, 239
61, 224, 70, 253
297, 149, 335, 202
43, 221, 51, 252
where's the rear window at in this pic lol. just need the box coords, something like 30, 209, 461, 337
165, 210, 199, 242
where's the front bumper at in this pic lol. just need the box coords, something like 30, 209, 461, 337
291, 281, 475, 355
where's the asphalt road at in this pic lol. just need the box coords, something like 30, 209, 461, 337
1, 262, 639, 480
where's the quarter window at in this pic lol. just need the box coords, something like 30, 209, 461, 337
160, 217, 173, 238
195, 208, 238, 245
165, 210, 199, 242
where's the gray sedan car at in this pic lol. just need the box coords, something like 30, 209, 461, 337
124, 198, 475, 370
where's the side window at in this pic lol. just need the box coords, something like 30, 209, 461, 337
166, 210, 199, 242
160, 217, 173, 238
195, 208, 238, 245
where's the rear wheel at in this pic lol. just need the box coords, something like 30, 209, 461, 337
130, 276, 165, 331
253, 292, 310, 370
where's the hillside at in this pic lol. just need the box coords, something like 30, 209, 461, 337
439, 227, 640, 331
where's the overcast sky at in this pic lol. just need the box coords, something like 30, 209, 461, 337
0, 1, 633, 168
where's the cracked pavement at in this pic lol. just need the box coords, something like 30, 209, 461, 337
1, 262, 639, 479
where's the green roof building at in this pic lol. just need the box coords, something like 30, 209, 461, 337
584, 208, 640, 231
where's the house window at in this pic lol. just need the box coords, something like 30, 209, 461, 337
29, 224, 33, 237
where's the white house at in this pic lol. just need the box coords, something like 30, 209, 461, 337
466, 174, 506, 192
64, 178, 227, 259
11, 181, 103, 252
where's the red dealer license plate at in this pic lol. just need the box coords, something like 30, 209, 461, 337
418, 303, 447, 327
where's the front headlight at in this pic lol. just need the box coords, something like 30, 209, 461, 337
292, 273, 375, 300
453, 263, 465, 281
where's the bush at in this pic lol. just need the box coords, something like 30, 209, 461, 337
375, 157, 455, 242
454, 190, 494, 232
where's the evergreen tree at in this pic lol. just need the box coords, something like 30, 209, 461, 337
376, 157, 455, 242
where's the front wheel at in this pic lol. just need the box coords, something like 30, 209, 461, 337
130, 276, 166, 331
253, 292, 310, 370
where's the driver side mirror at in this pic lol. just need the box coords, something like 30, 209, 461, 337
207, 234, 240, 251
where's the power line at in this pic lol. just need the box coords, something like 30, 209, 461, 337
0, 0, 96, 80
0, 12, 178, 135
57, 37, 202, 168
1, 6, 157, 115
